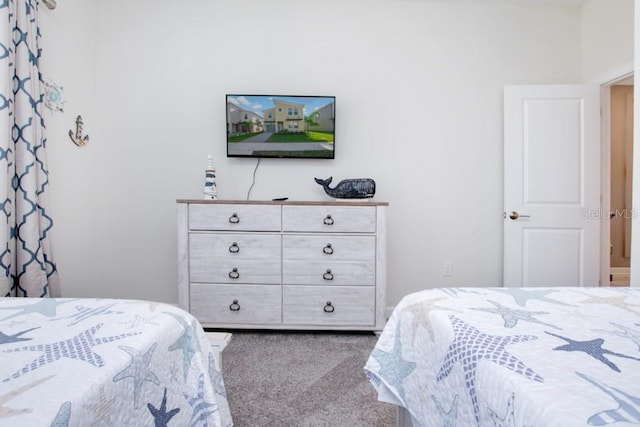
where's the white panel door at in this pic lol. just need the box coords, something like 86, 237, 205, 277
504, 85, 601, 286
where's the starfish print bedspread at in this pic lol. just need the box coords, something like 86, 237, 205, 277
0, 298, 232, 426
364, 287, 640, 427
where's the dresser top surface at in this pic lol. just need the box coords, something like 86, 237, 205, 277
176, 199, 389, 207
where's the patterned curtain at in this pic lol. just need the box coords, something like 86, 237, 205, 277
0, 0, 60, 297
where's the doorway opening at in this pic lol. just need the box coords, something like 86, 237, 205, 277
602, 73, 634, 287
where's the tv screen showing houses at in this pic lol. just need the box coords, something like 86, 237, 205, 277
226, 95, 335, 159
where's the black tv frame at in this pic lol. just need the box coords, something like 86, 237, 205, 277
226, 94, 336, 159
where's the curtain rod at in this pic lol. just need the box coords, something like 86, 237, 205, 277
42, 0, 57, 10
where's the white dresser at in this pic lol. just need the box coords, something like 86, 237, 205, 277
177, 200, 387, 332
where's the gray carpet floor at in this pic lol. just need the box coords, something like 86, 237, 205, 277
221, 331, 397, 427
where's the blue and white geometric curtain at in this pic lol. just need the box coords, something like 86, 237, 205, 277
0, 0, 60, 297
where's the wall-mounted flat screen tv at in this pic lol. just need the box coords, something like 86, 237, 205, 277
226, 94, 335, 159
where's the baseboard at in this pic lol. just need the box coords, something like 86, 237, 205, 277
610, 267, 630, 275
610, 267, 630, 286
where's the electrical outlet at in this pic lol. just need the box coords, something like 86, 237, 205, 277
442, 261, 453, 277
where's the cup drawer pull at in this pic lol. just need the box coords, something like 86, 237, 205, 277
323, 214, 334, 226
323, 301, 335, 313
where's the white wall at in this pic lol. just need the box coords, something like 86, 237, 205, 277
39, 0, 586, 306
581, 0, 635, 82
579, 0, 635, 286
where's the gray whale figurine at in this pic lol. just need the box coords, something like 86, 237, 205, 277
314, 177, 376, 199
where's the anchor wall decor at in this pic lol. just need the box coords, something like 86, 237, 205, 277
69, 115, 89, 147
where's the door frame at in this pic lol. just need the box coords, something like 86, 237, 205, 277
599, 64, 635, 286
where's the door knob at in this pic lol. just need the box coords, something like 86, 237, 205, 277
508, 211, 531, 220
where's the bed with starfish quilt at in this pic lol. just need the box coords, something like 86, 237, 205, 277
364, 287, 640, 427
0, 298, 232, 426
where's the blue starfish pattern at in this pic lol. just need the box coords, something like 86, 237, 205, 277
440, 288, 461, 297
472, 300, 559, 329
0, 326, 38, 344
50, 401, 72, 427
148, 388, 181, 427
594, 322, 640, 352
209, 352, 227, 399
183, 373, 217, 427
0, 299, 76, 321
545, 332, 639, 372
2, 323, 141, 382
169, 362, 179, 383
164, 311, 201, 382
439, 288, 483, 298
494, 289, 574, 308
576, 371, 640, 425
371, 326, 416, 403
437, 315, 542, 425
58, 303, 123, 326
488, 393, 516, 427
113, 343, 160, 409
431, 394, 458, 427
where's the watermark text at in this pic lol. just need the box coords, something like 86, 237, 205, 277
581, 208, 638, 220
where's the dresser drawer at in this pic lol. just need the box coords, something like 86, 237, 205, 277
191, 284, 282, 325
282, 205, 376, 233
189, 233, 281, 284
190, 233, 281, 260
283, 286, 375, 326
189, 204, 281, 231
190, 260, 280, 284
283, 260, 375, 285
283, 235, 375, 261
